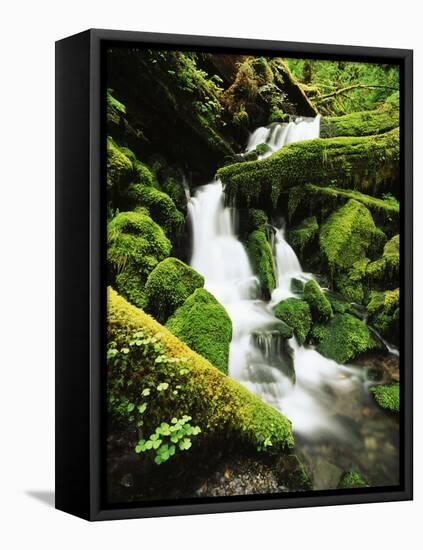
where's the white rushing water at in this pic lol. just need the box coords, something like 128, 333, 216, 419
187, 117, 371, 437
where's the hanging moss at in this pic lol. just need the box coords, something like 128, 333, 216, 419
320, 104, 399, 138
217, 129, 399, 207
319, 199, 386, 273
370, 383, 400, 413
247, 230, 276, 300
108, 288, 294, 452
338, 471, 368, 489
288, 216, 319, 255
311, 313, 378, 364
367, 234, 400, 285
247, 209, 268, 231
107, 137, 133, 190
273, 298, 312, 346
367, 288, 399, 342
127, 184, 184, 242
303, 279, 333, 322
108, 211, 171, 308
144, 258, 204, 324
166, 289, 232, 374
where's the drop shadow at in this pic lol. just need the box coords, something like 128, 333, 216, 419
26, 490, 55, 508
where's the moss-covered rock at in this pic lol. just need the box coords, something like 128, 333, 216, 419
107, 137, 133, 191
107, 288, 294, 454
144, 258, 204, 324
288, 216, 319, 256
338, 471, 368, 489
108, 211, 171, 308
247, 209, 268, 231
311, 313, 378, 364
370, 383, 400, 412
334, 257, 370, 304
303, 279, 333, 322
320, 104, 399, 138
273, 298, 311, 346
367, 235, 400, 286
166, 289, 232, 374
217, 129, 399, 208
367, 288, 399, 343
320, 199, 386, 274
247, 230, 276, 300
127, 184, 184, 241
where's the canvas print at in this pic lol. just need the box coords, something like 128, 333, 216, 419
105, 46, 400, 504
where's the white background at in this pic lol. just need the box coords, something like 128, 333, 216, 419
0, 0, 420, 548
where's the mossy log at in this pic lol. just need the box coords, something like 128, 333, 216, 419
320, 105, 399, 138
217, 129, 399, 208
108, 288, 294, 452
166, 288, 232, 374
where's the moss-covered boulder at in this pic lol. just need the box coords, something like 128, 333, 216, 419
311, 313, 378, 364
127, 184, 184, 241
320, 104, 399, 138
320, 199, 386, 274
367, 235, 400, 286
288, 216, 319, 256
107, 288, 294, 457
166, 289, 232, 374
367, 288, 399, 343
273, 298, 311, 346
144, 258, 204, 323
247, 230, 276, 300
108, 211, 171, 308
303, 279, 333, 322
338, 471, 368, 489
334, 258, 370, 304
107, 137, 133, 190
217, 129, 399, 208
370, 383, 399, 413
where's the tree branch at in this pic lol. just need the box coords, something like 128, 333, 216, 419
315, 84, 398, 103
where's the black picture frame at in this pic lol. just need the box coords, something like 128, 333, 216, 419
55, 28, 413, 521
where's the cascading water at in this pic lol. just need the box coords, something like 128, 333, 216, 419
188, 116, 399, 487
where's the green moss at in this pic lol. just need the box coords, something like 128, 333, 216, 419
133, 160, 156, 187
288, 216, 319, 255
303, 279, 333, 322
127, 184, 184, 241
144, 258, 204, 324
247, 230, 276, 300
107, 137, 133, 190
162, 176, 187, 211
312, 313, 378, 364
320, 104, 399, 138
334, 258, 370, 304
304, 184, 399, 220
248, 209, 268, 231
370, 383, 400, 412
255, 143, 272, 156
108, 211, 171, 308
107, 89, 126, 127
108, 288, 294, 452
367, 288, 399, 340
217, 129, 399, 207
320, 199, 386, 273
166, 289, 232, 374
325, 292, 352, 314
268, 107, 289, 124
338, 471, 368, 489
367, 235, 400, 284
273, 298, 311, 346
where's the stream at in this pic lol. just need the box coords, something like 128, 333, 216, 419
187, 118, 399, 490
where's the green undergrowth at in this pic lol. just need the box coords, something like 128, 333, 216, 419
108, 288, 294, 456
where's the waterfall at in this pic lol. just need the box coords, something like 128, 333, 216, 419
188, 114, 399, 485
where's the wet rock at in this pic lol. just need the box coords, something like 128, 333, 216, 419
312, 459, 343, 490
